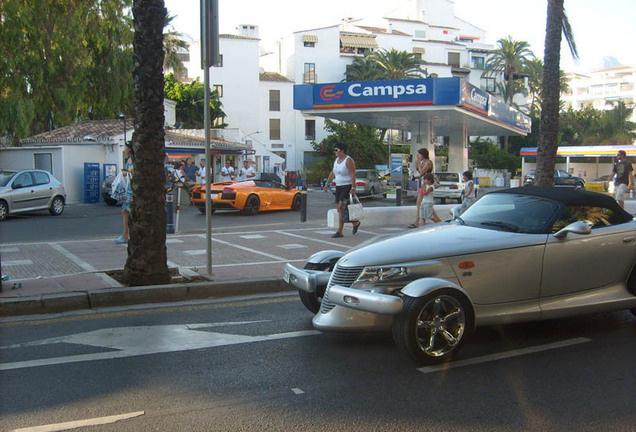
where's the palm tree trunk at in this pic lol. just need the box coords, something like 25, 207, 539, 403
123, 0, 171, 286
535, 0, 564, 187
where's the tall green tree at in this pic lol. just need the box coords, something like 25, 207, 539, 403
163, 14, 189, 80
595, 101, 636, 145
0, 0, 134, 142
122, 0, 171, 286
483, 36, 534, 104
164, 73, 225, 128
534, 0, 578, 187
312, 119, 386, 173
369, 48, 428, 80
344, 55, 383, 82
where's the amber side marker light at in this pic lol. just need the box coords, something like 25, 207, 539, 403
458, 262, 475, 269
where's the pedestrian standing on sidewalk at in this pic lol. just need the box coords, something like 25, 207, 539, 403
324, 142, 360, 238
196, 158, 207, 185
451, 170, 477, 220
418, 173, 441, 226
239, 160, 256, 181
610, 150, 634, 208
221, 160, 235, 181
114, 145, 133, 244
183, 157, 198, 183
408, 148, 434, 228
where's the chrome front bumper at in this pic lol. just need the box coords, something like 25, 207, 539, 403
283, 263, 331, 293
327, 285, 403, 315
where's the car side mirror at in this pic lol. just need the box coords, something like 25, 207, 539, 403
554, 220, 592, 239
12, 182, 23, 189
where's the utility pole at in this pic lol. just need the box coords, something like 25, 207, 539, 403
201, 0, 219, 276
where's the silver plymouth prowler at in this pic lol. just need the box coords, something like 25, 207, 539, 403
284, 187, 636, 364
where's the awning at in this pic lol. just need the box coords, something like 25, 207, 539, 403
340, 33, 378, 49
302, 34, 318, 43
413, 47, 425, 54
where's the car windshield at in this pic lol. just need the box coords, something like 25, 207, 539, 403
459, 193, 560, 234
0, 171, 17, 187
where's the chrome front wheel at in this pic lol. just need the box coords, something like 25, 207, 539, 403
393, 289, 473, 364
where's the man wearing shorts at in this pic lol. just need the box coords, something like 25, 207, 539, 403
610, 150, 633, 208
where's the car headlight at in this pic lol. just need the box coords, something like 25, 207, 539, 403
357, 266, 409, 283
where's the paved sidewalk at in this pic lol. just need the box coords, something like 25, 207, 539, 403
0, 216, 413, 317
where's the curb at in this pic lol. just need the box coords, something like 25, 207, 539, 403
0, 277, 293, 317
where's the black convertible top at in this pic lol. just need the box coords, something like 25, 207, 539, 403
492, 186, 633, 221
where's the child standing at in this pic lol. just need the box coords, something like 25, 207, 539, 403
452, 171, 477, 220
419, 173, 441, 225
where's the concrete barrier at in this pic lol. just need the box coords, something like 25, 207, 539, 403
327, 204, 456, 228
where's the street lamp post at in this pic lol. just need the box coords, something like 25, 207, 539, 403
118, 112, 127, 145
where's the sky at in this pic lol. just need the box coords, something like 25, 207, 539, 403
163, 0, 636, 73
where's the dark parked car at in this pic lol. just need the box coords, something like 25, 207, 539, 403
0, 169, 66, 220
102, 175, 120, 206
523, 169, 585, 189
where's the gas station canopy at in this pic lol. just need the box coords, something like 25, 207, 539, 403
294, 77, 531, 137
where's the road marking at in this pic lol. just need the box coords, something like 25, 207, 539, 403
2, 260, 33, 266
49, 243, 97, 272
166, 238, 183, 244
0, 322, 320, 370
240, 234, 266, 239
277, 244, 306, 249
291, 388, 305, 395
1, 247, 20, 253
278, 231, 350, 248
12, 411, 145, 432
184, 249, 206, 256
210, 236, 288, 260
417, 337, 592, 374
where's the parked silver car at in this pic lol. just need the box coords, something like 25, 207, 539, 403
284, 187, 636, 364
329, 169, 387, 198
0, 169, 66, 221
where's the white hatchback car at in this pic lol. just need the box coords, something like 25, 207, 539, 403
433, 172, 464, 203
0, 169, 66, 221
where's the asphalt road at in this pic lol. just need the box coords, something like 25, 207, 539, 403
1, 295, 635, 431
1, 189, 391, 243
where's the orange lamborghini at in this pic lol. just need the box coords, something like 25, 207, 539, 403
191, 179, 302, 215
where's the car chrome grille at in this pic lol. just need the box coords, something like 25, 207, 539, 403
320, 264, 364, 314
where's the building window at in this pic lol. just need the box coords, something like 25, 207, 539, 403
269, 119, 281, 140
305, 120, 316, 140
269, 90, 280, 111
471, 56, 485, 69
304, 63, 316, 83
302, 35, 318, 47
213, 85, 223, 97
448, 52, 460, 67
216, 54, 223, 67
414, 30, 427, 39
481, 78, 496, 93
213, 116, 225, 127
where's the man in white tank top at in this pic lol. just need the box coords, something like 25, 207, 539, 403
323, 142, 361, 237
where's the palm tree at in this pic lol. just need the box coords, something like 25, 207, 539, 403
123, 0, 171, 286
483, 36, 534, 151
163, 14, 189, 80
344, 55, 383, 82
482, 36, 534, 104
369, 48, 428, 80
596, 101, 636, 145
534, 0, 578, 187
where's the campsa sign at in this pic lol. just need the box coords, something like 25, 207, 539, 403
311, 78, 454, 108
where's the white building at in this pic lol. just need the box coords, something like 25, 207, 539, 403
183, 0, 511, 173
562, 64, 636, 124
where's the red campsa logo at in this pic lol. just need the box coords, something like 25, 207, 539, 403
319, 85, 343, 101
